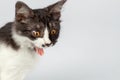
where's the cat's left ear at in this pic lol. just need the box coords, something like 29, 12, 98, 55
15, 1, 34, 22
47, 0, 67, 20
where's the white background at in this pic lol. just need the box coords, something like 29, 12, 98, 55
0, 0, 120, 80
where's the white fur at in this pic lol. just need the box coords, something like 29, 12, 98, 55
0, 27, 51, 80
33, 28, 51, 48
0, 43, 39, 80
43, 28, 51, 44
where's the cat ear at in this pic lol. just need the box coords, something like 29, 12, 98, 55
47, 0, 67, 20
49, 0, 67, 13
15, 1, 34, 22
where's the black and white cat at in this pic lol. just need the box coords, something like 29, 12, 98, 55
0, 0, 66, 80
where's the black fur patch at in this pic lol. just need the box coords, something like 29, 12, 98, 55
0, 22, 19, 50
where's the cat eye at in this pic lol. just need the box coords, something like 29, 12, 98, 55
51, 29, 57, 35
32, 31, 41, 37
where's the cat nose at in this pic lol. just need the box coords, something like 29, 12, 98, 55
42, 43, 51, 47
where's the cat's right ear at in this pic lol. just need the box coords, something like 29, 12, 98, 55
46, 0, 67, 20
15, 1, 34, 23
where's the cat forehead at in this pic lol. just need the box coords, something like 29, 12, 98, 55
28, 23, 46, 30
33, 10, 48, 21
36, 25, 40, 28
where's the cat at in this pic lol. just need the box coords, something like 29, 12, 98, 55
0, 0, 66, 80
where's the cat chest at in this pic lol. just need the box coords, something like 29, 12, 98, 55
0, 44, 39, 68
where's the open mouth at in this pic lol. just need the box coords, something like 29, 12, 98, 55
34, 47, 44, 56
33, 42, 55, 56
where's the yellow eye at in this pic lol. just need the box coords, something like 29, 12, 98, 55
32, 31, 40, 37
51, 29, 56, 35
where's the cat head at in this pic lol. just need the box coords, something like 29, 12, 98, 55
13, 0, 66, 54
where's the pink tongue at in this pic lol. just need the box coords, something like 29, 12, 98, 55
35, 47, 44, 56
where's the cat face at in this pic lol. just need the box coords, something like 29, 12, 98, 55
13, 0, 66, 50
